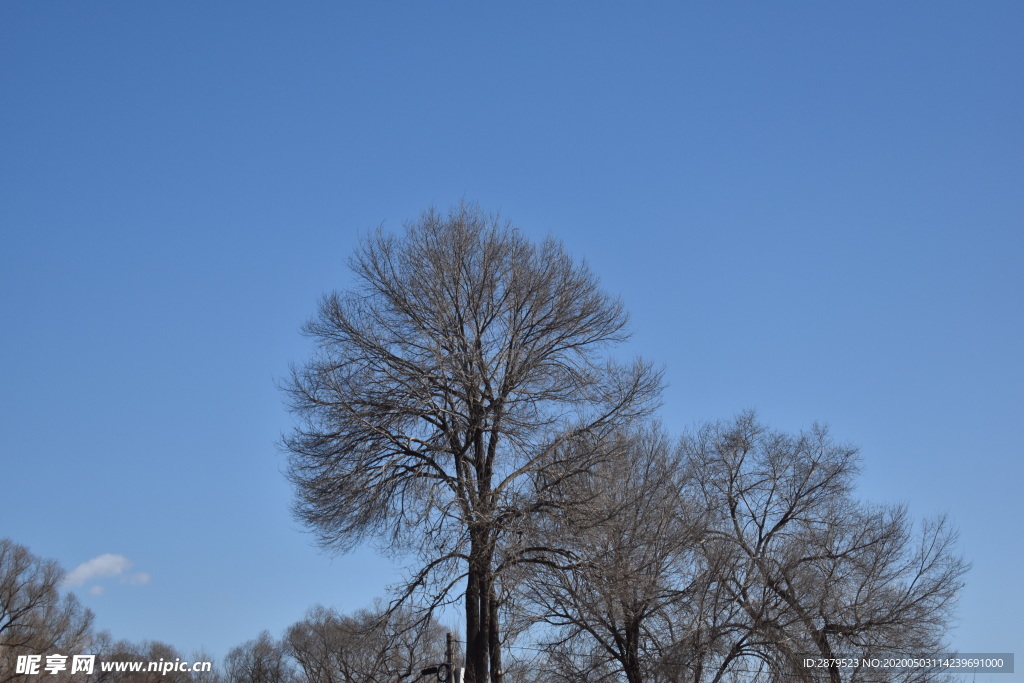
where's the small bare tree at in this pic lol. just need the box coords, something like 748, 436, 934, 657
0, 539, 94, 683
284, 606, 345, 683
282, 204, 661, 683
93, 638, 205, 683
284, 604, 448, 683
224, 631, 295, 683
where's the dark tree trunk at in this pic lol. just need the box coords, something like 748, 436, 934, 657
466, 530, 494, 683
479, 571, 491, 683
488, 581, 502, 683
465, 560, 483, 683
623, 623, 643, 683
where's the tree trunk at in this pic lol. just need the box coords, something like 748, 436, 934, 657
465, 563, 483, 683
623, 624, 643, 683
466, 530, 495, 683
488, 581, 502, 683
479, 570, 491, 683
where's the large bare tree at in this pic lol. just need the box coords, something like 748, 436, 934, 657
282, 204, 661, 683
682, 413, 969, 683
517, 414, 968, 683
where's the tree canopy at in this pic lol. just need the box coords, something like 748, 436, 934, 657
282, 204, 661, 683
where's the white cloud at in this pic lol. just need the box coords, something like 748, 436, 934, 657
62, 554, 133, 588
123, 572, 150, 585
89, 585, 105, 596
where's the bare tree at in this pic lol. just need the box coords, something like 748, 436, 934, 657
190, 648, 225, 683
518, 414, 968, 683
0, 538, 94, 683
282, 204, 661, 683
92, 637, 206, 683
224, 631, 295, 683
521, 425, 707, 683
284, 604, 448, 683
284, 606, 345, 683
682, 413, 969, 683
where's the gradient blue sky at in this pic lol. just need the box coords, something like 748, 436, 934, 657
2, 2, 1021, 676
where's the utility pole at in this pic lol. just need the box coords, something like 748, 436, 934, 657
421, 635, 459, 683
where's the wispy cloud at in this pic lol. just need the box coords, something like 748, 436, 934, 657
61, 554, 136, 589
123, 572, 150, 585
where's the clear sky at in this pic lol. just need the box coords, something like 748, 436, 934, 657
2, 2, 1021, 677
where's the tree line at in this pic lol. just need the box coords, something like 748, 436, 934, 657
0, 539, 449, 683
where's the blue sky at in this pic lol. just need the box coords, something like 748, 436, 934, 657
2, 1, 1021, 675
